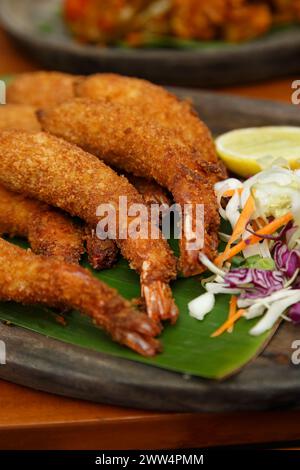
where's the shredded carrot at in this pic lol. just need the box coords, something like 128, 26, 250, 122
211, 309, 245, 338
222, 188, 243, 198
225, 194, 255, 251
227, 295, 238, 333
215, 211, 293, 266
257, 217, 266, 227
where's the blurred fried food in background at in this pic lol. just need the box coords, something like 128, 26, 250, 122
268, 0, 300, 23
171, 0, 272, 42
64, 0, 171, 44
63, 0, 300, 45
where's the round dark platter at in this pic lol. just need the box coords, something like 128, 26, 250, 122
0, 89, 300, 412
1, 0, 300, 87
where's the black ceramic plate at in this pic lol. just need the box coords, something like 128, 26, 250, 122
0, 88, 300, 412
1, 0, 300, 87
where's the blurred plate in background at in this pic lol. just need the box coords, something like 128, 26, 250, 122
0, 0, 300, 87
0, 86, 300, 411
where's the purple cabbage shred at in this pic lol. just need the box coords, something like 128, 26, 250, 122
273, 241, 300, 278
224, 268, 284, 299
289, 302, 300, 325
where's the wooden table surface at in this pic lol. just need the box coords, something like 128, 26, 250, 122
0, 27, 300, 450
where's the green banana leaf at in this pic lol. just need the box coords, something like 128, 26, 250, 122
0, 237, 272, 380
0, 76, 274, 379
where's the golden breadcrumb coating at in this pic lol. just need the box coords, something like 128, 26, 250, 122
85, 175, 170, 270
125, 173, 171, 208
0, 102, 116, 270
0, 104, 41, 132
84, 227, 119, 270
6, 71, 77, 108
0, 237, 161, 356
39, 98, 221, 276
0, 185, 84, 264
0, 130, 178, 324
0, 84, 171, 273
75, 73, 219, 165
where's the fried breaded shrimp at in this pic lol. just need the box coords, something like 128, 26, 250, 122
0, 180, 115, 270
0, 237, 161, 356
84, 175, 169, 270
39, 98, 221, 276
0, 130, 178, 324
0, 104, 113, 270
0, 104, 41, 132
75, 73, 219, 165
125, 174, 171, 208
0, 185, 84, 264
0, 85, 170, 271
84, 227, 119, 270
6, 71, 77, 108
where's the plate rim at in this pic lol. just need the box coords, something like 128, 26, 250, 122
1, 0, 300, 60
0, 86, 300, 411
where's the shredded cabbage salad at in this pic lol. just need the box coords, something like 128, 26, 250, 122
189, 167, 300, 337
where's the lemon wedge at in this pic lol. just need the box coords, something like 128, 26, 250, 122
215, 126, 300, 178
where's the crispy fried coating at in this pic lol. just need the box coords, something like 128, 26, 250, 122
84, 176, 169, 270
0, 185, 84, 264
85, 176, 170, 269
0, 104, 41, 132
0, 237, 161, 356
7, 70, 222, 169
6, 71, 77, 108
39, 98, 221, 276
75, 73, 219, 165
125, 174, 171, 208
0, 103, 113, 270
84, 227, 119, 270
0, 130, 178, 323
0, 82, 171, 271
